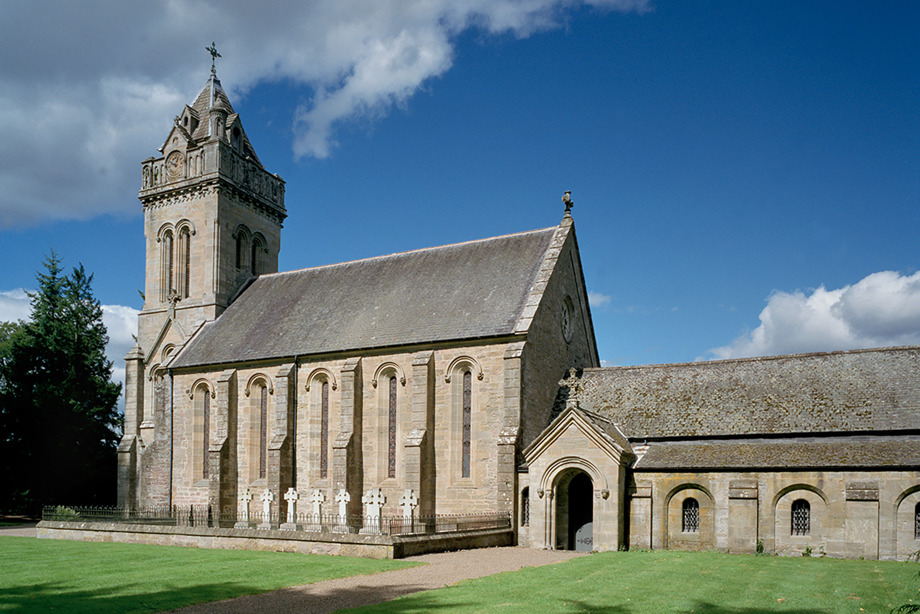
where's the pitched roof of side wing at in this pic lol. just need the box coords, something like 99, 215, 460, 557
577, 346, 920, 438
171, 226, 559, 368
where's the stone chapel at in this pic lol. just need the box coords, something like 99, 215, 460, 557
117, 67, 920, 560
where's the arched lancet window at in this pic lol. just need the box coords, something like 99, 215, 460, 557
521, 487, 530, 527
791, 499, 810, 536
387, 375, 397, 479
234, 225, 251, 273
682, 498, 699, 533
178, 227, 191, 298
199, 385, 211, 479
160, 229, 175, 301
914, 502, 919, 540
259, 384, 268, 479
461, 370, 472, 478
320, 380, 329, 479
251, 235, 264, 276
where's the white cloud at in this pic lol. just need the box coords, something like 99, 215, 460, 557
0, 288, 31, 323
0, 0, 649, 228
588, 291, 611, 308
706, 271, 920, 360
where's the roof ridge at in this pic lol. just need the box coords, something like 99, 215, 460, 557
259, 226, 557, 279
587, 344, 920, 372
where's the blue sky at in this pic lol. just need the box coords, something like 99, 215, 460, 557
1, 0, 918, 391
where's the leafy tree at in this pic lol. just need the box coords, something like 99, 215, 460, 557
0, 253, 121, 514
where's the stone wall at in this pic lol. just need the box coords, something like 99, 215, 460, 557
628, 469, 920, 560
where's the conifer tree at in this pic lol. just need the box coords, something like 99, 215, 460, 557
0, 253, 121, 514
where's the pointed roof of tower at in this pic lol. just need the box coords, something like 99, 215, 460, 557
181, 72, 262, 165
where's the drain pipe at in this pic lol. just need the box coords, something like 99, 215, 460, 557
168, 369, 174, 509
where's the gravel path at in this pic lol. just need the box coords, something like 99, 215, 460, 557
171, 546, 584, 614
0, 522, 38, 537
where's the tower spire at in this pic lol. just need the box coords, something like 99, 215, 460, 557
205, 42, 221, 76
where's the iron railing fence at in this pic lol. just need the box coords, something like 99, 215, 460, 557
42, 505, 510, 537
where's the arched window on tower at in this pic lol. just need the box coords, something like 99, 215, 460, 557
682, 498, 699, 533
791, 499, 810, 536
178, 227, 191, 298
161, 229, 175, 301
251, 235, 265, 276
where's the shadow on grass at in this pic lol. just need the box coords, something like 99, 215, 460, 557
0, 579, 273, 614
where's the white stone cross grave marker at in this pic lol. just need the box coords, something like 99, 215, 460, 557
238, 489, 253, 523
399, 489, 418, 520
284, 487, 299, 525
260, 488, 274, 527
333, 489, 351, 533
310, 489, 325, 517
361, 488, 386, 534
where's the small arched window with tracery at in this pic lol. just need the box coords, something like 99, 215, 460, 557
259, 384, 268, 479
161, 229, 175, 301
251, 235, 264, 276
682, 498, 699, 533
199, 385, 211, 479
461, 370, 472, 478
791, 499, 810, 536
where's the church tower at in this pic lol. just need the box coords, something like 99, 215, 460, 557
119, 49, 285, 507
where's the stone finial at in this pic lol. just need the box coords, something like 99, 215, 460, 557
206, 42, 221, 76
562, 190, 574, 215
559, 367, 584, 409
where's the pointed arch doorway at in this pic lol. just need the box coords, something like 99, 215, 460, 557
554, 469, 594, 551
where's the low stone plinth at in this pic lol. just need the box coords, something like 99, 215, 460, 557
36, 520, 512, 559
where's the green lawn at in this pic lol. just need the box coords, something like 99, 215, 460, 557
0, 536, 416, 613
347, 550, 920, 614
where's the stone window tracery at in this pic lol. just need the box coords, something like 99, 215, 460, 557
201, 387, 210, 479
320, 381, 329, 479
462, 370, 472, 479
791, 499, 810, 536
388, 375, 397, 479
682, 498, 699, 533
178, 227, 191, 298
259, 384, 268, 479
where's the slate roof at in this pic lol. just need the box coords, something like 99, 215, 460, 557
186, 76, 261, 164
634, 437, 920, 470
577, 346, 920, 438
172, 227, 558, 367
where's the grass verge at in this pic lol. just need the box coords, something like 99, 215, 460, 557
0, 536, 417, 613
346, 550, 919, 614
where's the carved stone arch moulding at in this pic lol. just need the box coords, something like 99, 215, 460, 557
444, 355, 484, 383
372, 362, 406, 388
187, 377, 216, 399
244, 373, 273, 397
147, 362, 162, 381
156, 222, 175, 242
161, 345, 176, 362
175, 218, 197, 236
772, 483, 828, 508
539, 455, 608, 496
895, 484, 920, 507
305, 367, 337, 392
251, 231, 268, 252
232, 223, 252, 240
663, 482, 715, 507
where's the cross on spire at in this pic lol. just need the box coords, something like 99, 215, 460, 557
206, 42, 221, 76
559, 367, 584, 409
